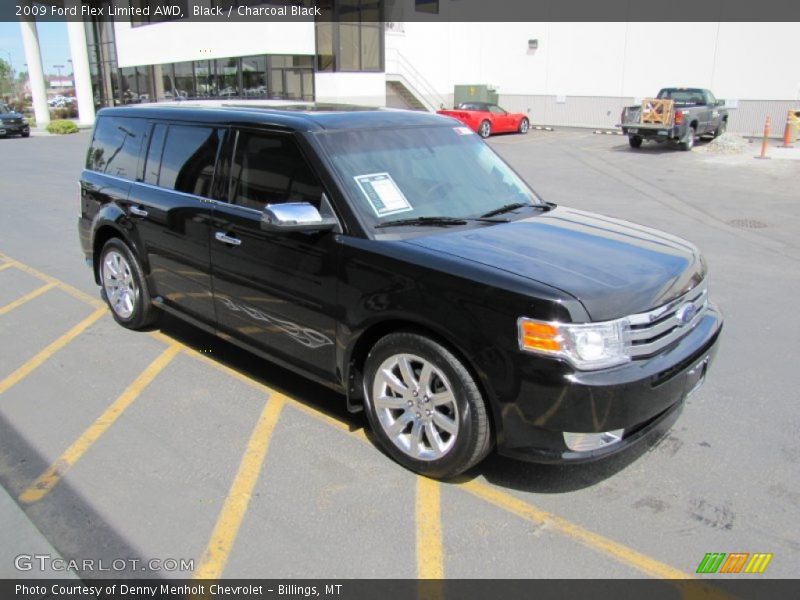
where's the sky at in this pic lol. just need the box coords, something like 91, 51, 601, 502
0, 21, 72, 76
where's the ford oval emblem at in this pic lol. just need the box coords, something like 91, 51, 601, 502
676, 302, 697, 326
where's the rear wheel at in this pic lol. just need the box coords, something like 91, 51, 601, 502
363, 332, 492, 479
478, 120, 491, 139
99, 238, 160, 330
518, 118, 529, 134
628, 135, 643, 148
679, 126, 696, 151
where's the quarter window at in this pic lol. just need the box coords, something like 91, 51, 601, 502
86, 116, 147, 180
229, 131, 323, 211
159, 126, 223, 197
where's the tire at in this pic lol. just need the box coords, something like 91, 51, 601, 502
713, 120, 727, 138
21, 131, 30, 138
518, 118, 529, 134
628, 135, 643, 149
98, 238, 160, 330
679, 126, 696, 151
478, 120, 491, 139
363, 332, 492, 479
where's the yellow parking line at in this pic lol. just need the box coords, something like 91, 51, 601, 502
0, 252, 103, 308
193, 394, 286, 579
0, 306, 106, 396
0, 262, 13, 272
460, 480, 687, 579
416, 476, 444, 579
0, 282, 57, 316
0, 256, 710, 582
18, 344, 181, 504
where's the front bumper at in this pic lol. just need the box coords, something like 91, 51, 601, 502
0, 121, 30, 135
495, 306, 722, 463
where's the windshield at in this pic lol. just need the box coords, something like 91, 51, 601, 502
315, 125, 541, 230
0, 104, 11, 114
657, 89, 706, 106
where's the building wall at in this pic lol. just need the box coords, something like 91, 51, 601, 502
387, 22, 800, 101
315, 72, 387, 106
113, 21, 315, 67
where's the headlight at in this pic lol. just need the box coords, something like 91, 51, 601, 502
517, 317, 630, 370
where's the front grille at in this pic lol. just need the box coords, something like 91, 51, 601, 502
626, 281, 708, 359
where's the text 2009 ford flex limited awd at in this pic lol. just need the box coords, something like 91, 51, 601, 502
78, 104, 722, 478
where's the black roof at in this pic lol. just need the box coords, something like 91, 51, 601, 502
95, 103, 449, 133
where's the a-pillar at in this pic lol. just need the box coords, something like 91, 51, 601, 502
65, 0, 95, 126
18, 17, 49, 127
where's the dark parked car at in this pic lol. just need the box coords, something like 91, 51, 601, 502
0, 104, 30, 138
79, 104, 722, 478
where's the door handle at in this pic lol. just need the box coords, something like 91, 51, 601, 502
129, 205, 148, 218
215, 231, 242, 246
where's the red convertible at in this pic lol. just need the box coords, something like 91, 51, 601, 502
437, 102, 530, 138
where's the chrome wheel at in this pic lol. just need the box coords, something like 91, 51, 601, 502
102, 250, 136, 319
372, 353, 459, 461
478, 120, 491, 138
519, 118, 529, 133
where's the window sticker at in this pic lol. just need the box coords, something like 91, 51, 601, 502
454, 126, 474, 136
354, 172, 413, 217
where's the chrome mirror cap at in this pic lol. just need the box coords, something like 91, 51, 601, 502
260, 202, 337, 232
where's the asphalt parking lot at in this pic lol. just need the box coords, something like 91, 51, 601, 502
1, 127, 798, 583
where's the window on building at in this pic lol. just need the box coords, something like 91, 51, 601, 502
159, 126, 223, 197
87, 116, 147, 180
241, 55, 267, 97
316, 1, 383, 72
229, 131, 323, 211
414, 0, 439, 14
173, 61, 196, 99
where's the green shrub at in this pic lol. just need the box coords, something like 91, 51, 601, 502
46, 120, 78, 135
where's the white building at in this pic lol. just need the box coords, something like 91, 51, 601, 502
19, 1, 800, 136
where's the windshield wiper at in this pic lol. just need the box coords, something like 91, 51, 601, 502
479, 202, 551, 219
375, 216, 469, 229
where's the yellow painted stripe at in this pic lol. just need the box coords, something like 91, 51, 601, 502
0, 307, 106, 396
416, 476, 444, 579
0, 252, 103, 308
0, 282, 57, 315
0, 262, 13, 272
460, 480, 688, 579
18, 344, 181, 504
193, 394, 286, 580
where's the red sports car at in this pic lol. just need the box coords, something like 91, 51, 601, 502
437, 102, 530, 138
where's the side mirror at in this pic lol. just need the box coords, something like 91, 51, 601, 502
716, 99, 725, 107
260, 202, 337, 233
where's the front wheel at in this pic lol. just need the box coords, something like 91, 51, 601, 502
99, 238, 160, 330
363, 332, 492, 479
478, 120, 491, 139
518, 118, 529, 134
679, 126, 696, 151
713, 120, 727, 138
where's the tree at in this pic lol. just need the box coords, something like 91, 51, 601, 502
0, 58, 13, 96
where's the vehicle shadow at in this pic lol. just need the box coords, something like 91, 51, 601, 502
157, 314, 668, 493
608, 138, 713, 154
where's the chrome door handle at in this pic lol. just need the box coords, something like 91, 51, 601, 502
215, 231, 242, 246
129, 206, 148, 217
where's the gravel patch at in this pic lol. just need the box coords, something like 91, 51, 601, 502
695, 132, 750, 154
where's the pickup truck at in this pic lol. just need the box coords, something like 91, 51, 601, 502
620, 88, 728, 150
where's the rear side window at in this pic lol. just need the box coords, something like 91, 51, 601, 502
143, 123, 166, 185
228, 130, 323, 211
159, 125, 223, 197
86, 116, 147, 180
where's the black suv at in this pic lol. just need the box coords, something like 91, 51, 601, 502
79, 104, 722, 478
0, 104, 30, 138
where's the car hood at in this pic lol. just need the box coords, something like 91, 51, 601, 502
404, 206, 705, 321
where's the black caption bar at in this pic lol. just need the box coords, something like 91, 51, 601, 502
4, 0, 800, 22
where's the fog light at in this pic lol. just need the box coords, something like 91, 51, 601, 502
563, 429, 624, 452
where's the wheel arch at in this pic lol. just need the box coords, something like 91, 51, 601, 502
344, 318, 499, 442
